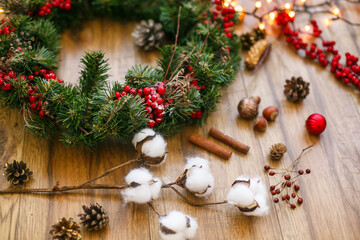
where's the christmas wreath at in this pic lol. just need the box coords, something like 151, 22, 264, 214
0, 0, 241, 148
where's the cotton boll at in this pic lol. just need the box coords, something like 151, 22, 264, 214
132, 128, 156, 148
244, 194, 269, 216
142, 134, 167, 157
125, 168, 153, 185
159, 232, 186, 240
185, 167, 214, 197
184, 157, 210, 171
184, 216, 198, 239
226, 184, 255, 206
121, 185, 152, 204
149, 177, 162, 200
249, 177, 267, 196
159, 211, 187, 240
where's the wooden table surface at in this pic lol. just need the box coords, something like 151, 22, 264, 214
1, 2, 360, 240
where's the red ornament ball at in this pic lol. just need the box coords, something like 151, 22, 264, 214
305, 113, 326, 135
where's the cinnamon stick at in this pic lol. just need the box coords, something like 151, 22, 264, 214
189, 133, 232, 160
209, 127, 250, 154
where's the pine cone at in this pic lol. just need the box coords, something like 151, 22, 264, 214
49, 217, 82, 240
240, 27, 266, 51
132, 19, 165, 51
3, 160, 32, 187
284, 77, 310, 102
78, 203, 109, 231
270, 143, 287, 160
245, 39, 268, 70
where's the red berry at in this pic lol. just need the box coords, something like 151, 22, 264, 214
30, 103, 37, 109
115, 92, 121, 98
64, 3, 71, 10
275, 189, 280, 194
38, 11, 45, 17
269, 171, 275, 176
290, 204, 296, 209
157, 112, 165, 118
145, 107, 152, 114
157, 105, 164, 114
264, 165, 271, 171
286, 194, 290, 200
151, 95, 158, 102
147, 120, 155, 128
8, 71, 15, 78
0, 79, 3, 86
29, 95, 37, 102
291, 193, 296, 198
216, 5, 222, 11
270, 185, 275, 190
284, 174, 291, 180
273, 198, 279, 203
226, 32, 233, 38
39, 69, 47, 75
151, 102, 158, 109
298, 170, 304, 175
286, 181, 292, 187
39, 111, 45, 117
146, 100, 152, 107
34, 71, 39, 76
156, 98, 163, 105
130, 88, 137, 95
143, 87, 151, 95
306, 169, 311, 174
294, 185, 300, 191
271, 190, 276, 195
282, 196, 287, 201
124, 85, 131, 92
157, 86, 165, 95
297, 198, 303, 204
6, 84, 12, 90
155, 118, 163, 124
28, 75, 34, 81
138, 89, 143, 96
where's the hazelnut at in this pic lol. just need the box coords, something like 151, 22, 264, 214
263, 106, 279, 121
237, 97, 259, 119
253, 116, 268, 131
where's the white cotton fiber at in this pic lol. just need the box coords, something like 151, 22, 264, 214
249, 177, 267, 196
244, 194, 269, 216
149, 177, 162, 200
121, 185, 152, 204
184, 216, 198, 239
125, 168, 153, 185
184, 157, 210, 171
235, 175, 250, 183
185, 167, 214, 197
226, 184, 255, 206
132, 128, 156, 148
142, 134, 167, 158
159, 211, 198, 240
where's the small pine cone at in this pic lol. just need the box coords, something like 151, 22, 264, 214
78, 203, 109, 231
240, 27, 266, 51
49, 217, 82, 240
245, 40, 268, 69
284, 77, 310, 102
132, 19, 165, 51
270, 143, 287, 160
3, 160, 33, 187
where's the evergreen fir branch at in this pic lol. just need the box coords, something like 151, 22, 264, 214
125, 65, 160, 88
78, 51, 109, 95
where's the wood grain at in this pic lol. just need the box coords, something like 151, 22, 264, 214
1, 1, 360, 239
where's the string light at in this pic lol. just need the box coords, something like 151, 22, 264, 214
332, 7, 340, 16
0, 7, 4, 14
269, 12, 276, 21
300, 0, 306, 4
255, 1, 262, 8
288, 11, 295, 18
284, 3, 291, 9
259, 22, 265, 30
230, 0, 237, 7
266, 0, 272, 3
224, 1, 230, 7
235, 5, 246, 21
324, 18, 332, 27
304, 25, 311, 31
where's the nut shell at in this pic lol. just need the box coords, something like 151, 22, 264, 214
253, 116, 268, 131
238, 97, 259, 119
263, 106, 279, 121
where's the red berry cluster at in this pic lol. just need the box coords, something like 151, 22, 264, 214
275, 11, 294, 26
264, 165, 310, 209
210, 0, 236, 38
0, 71, 15, 91
0, 22, 14, 35
282, 19, 360, 90
114, 84, 167, 128
183, 64, 204, 119
27, 0, 72, 17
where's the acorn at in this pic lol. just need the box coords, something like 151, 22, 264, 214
237, 96, 260, 119
253, 116, 268, 131
263, 106, 279, 121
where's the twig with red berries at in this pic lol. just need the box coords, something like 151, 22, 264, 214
264, 145, 313, 209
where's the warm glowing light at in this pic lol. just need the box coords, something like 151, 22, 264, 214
332, 7, 340, 15
300, 0, 306, 4
304, 25, 311, 31
235, 5, 246, 21
224, 1, 230, 7
259, 22, 265, 30
289, 11, 295, 18
266, 0, 272, 3
255, 1, 262, 8
0, 8, 4, 13
230, 1, 237, 7
284, 3, 291, 9
324, 18, 332, 27
269, 12, 276, 21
